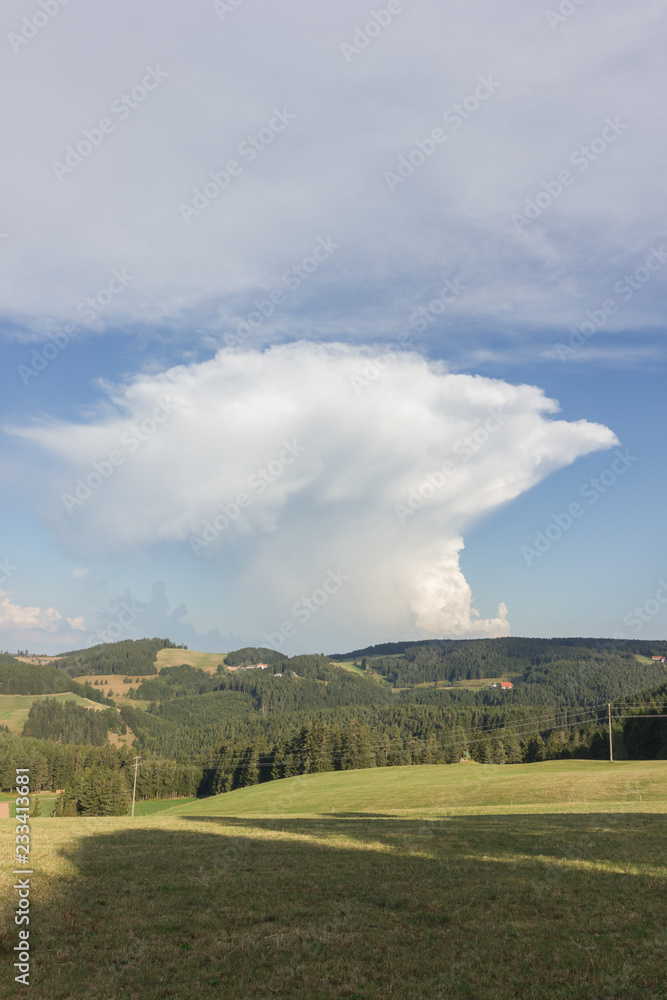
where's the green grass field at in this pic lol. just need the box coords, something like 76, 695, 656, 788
335, 659, 392, 686
1, 761, 665, 999
0, 692, 104, 733
132, 797, 199, 817
170, 759, 667, 817
0, 793, 56, 819
154, 648, 227, 674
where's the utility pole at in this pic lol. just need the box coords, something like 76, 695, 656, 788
607, 704, 613, 763
131, 756, 140, 817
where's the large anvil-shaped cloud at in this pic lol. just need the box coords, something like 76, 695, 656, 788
14, 343, 617, 640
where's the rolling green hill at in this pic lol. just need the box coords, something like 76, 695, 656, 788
172, 758, 667, 817
3, 760, 665, 999
2, 637, 666, 809
0, 691, 105, 733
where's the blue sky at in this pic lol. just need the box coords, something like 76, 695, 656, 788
0, 0, 666, 654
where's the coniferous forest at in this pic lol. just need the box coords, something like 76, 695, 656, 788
0, 637, 665, 814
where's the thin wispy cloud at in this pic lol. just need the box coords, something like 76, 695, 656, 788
0, 0, 665, 360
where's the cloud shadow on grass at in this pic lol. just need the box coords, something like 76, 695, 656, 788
24, 812, 667, 1000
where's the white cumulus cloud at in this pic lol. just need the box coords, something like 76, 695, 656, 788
0, 589, 63, 633
66, 616, 86, 632
13, 343, 618, 643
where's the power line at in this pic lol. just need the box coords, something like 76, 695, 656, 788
614, 713, 667, 719
130, 702, 667, 771
189, 708, 607, 765
185, 703, 611, 768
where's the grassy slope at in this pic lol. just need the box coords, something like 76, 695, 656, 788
0, 692, 105, 733
0, 791, 56, 818
76, 674, 151, 709
154, 648, 226, 674
336, 653, 523, 691
132, 797, 199, 817
172, 759, 667, 817
1, 761, 665, 1000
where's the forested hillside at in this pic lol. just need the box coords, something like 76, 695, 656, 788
0, 636, 665, 813
334, 637, 667, 688
22, 697, 124, 746
223, 647, 284, 666
60, 638, 185, 677
0, 654, 72, 695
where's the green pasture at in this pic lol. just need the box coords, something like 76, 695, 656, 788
0, 692, 104, 734
1, 760, 665, 999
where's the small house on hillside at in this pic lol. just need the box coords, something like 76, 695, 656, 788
237, 662, 269, 670
651, 655, 665, 663
500, 681, 513, 690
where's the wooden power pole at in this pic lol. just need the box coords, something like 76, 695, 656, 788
607, 704, 613, 763
131, 756, 140, 817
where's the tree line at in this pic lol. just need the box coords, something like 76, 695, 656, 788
22, 697, 124, 746
2, 637, 665, 814
59, 637, 181, 677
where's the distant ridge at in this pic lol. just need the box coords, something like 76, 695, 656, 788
330, 636, 667, 661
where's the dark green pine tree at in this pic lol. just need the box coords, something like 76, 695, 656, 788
422, 733, 438, 764
54, 774, 84, 816
210, 743, 238, 794
340, 721, 375, 771
239, 746, 260, 787
505, 738, 523, 764
527, 734, 547, 762
97, 770, 130, 816
306, 722, 334, 773
282, 753, 299, 779
270, 743, 287, 782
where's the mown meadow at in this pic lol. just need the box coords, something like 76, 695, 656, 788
1, 760, 665, 999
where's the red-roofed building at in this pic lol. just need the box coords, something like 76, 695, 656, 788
652, 655, 665, 663
500, 681, 513, 690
